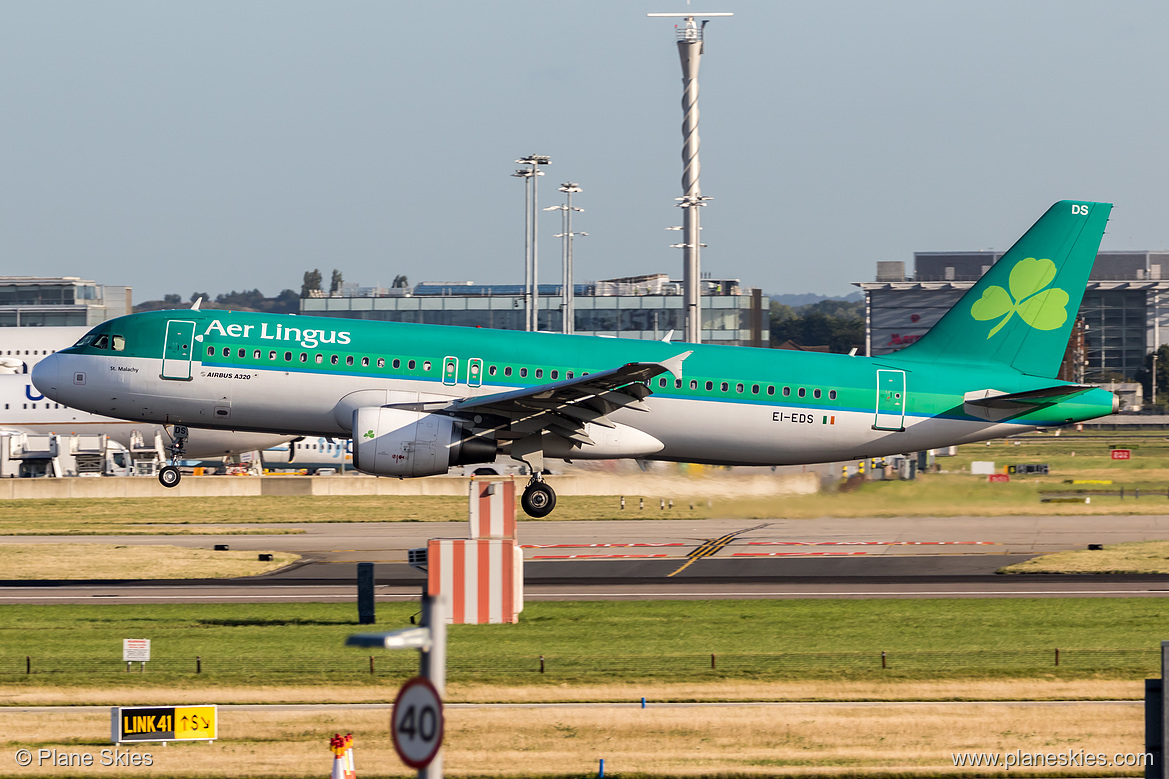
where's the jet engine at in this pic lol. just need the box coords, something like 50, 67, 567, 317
352, 407, 496, 478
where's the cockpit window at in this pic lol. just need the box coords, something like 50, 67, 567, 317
111, 335, 125, 352
72, 333, 96, 348
93, 334, 110, 350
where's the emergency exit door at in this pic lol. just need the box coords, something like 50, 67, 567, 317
162, 320, 196, 380
873, 369, 906, 431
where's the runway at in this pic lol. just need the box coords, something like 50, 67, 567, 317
3, 516, 1169, 602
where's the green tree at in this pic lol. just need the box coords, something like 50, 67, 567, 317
301, 269, 322, 298
1135, 344, 1169, 408
330, 269, 344, 294
392, 274, 409, 289
163, 294, 182, 305
189, 292, 209, 304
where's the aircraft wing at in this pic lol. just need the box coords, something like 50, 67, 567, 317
388, 351, 691, 446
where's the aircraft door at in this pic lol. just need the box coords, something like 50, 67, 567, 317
467, 357, 483, 388
161, 320, 196, 381
442, 356, 459, 386
873, 370, 906, 431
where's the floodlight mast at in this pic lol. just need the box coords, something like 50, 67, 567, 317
514, 155, 551, 331
648, 11, 732, 344
545, 182, 585, 334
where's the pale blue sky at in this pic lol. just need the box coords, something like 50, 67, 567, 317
2, 1, 1166, 302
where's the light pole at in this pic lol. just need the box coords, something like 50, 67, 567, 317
648, 11, 732, 344
1153, 351, 1158, 411
514, 155, 550, 331
544, 182, 586, 334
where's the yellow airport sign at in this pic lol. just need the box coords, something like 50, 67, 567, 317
111, 705, 217, 743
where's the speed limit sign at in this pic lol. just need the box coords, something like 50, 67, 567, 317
391, 676, 444, 768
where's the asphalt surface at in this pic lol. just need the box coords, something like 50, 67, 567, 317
4, 516, 1169, 602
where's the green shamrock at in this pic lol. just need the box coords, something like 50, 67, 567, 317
970, 257, 1069, 338
363, 429, 375, 439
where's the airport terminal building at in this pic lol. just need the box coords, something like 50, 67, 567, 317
300, 274, 768, 347
0, 277, 132, 327
856, 251, 1169, 382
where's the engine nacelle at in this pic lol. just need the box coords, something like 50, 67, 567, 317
352, 407, 497, 478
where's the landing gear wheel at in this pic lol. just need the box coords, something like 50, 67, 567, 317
158, 465, 181, 488
521, 482, 557, 518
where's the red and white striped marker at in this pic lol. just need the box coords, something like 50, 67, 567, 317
427, 538, 523, 624
468, 478, 517, 540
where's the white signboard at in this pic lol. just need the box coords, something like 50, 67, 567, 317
123, 639, 151, 662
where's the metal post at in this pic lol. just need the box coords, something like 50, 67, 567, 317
514, 156, 550, 332
1148, 678, 1164, 779
419, 592, 447, 779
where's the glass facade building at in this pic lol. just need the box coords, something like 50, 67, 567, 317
301, 276, 767, 347
0, 277, 132, 327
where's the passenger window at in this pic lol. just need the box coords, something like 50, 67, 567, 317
346, 355, 354, 366
720, 382, 728, 392
423, 361, 432, 371
330, 355, 338, 365
269, 350, 276, 360
798, 387, 806, 398
736, 383, 744, 393
536, 369, 543, 379
551, 370, 558, 380
361, 357, 369, 367
767, 386, 775, 396
489, 366, 497, 376
392, 359, 401, 369
689, 380, 698, 390
299, 353, 307, 363
567, 371, 574, 379
284, 351, 292, 361
314, 354, 323, 364
752, 384, 760, 394
408, 360, 416, 370
207, 346, 215, 357
520, 368, 528, 378
112, 335, 125, 351
377, 358, 385, 368
813, 388, 821, 399
253, 349, 261, 359
659, 378, 667, 388
829, 390, 837, 400
675, 379, 682, 388
705, 381, 713, 391
222, 347, 230, 357
238, 348, 246, 358
782, 387, 791, 397
504, 366, 512, 377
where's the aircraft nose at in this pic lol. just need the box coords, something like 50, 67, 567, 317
31, 353, 60, 400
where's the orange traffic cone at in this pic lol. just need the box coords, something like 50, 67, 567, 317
330, 734, 346, 779
344, 733, 356, 779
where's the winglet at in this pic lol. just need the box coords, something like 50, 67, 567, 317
659, 350, 692, 380
190, 297, 203, 311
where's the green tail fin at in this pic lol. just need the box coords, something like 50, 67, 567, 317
897, 200, 1111, 378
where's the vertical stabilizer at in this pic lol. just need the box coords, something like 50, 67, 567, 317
896, 201, 1111, 378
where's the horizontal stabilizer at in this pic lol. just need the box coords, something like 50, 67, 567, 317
963, 384, 1092, 410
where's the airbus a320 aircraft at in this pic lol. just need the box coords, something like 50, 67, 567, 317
33, 201, 1118, 516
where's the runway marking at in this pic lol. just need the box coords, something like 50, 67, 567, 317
522, 543, 686, 549
668, 523, 771, 577
745, 541, 999, 546
733, 551, 872, 557
532, 554, 672, 560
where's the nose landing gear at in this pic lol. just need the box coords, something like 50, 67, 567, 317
158, 425, 188, 488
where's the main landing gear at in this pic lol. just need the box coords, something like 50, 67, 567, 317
521, 475, 556, 518
158, 425, 188, 489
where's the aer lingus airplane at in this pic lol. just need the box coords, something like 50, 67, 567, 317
32, 201, 1118, 516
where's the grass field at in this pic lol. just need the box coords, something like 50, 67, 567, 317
1, 600, 1165, 689
0, 702, 1146, 777
0, 545, 300, 580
